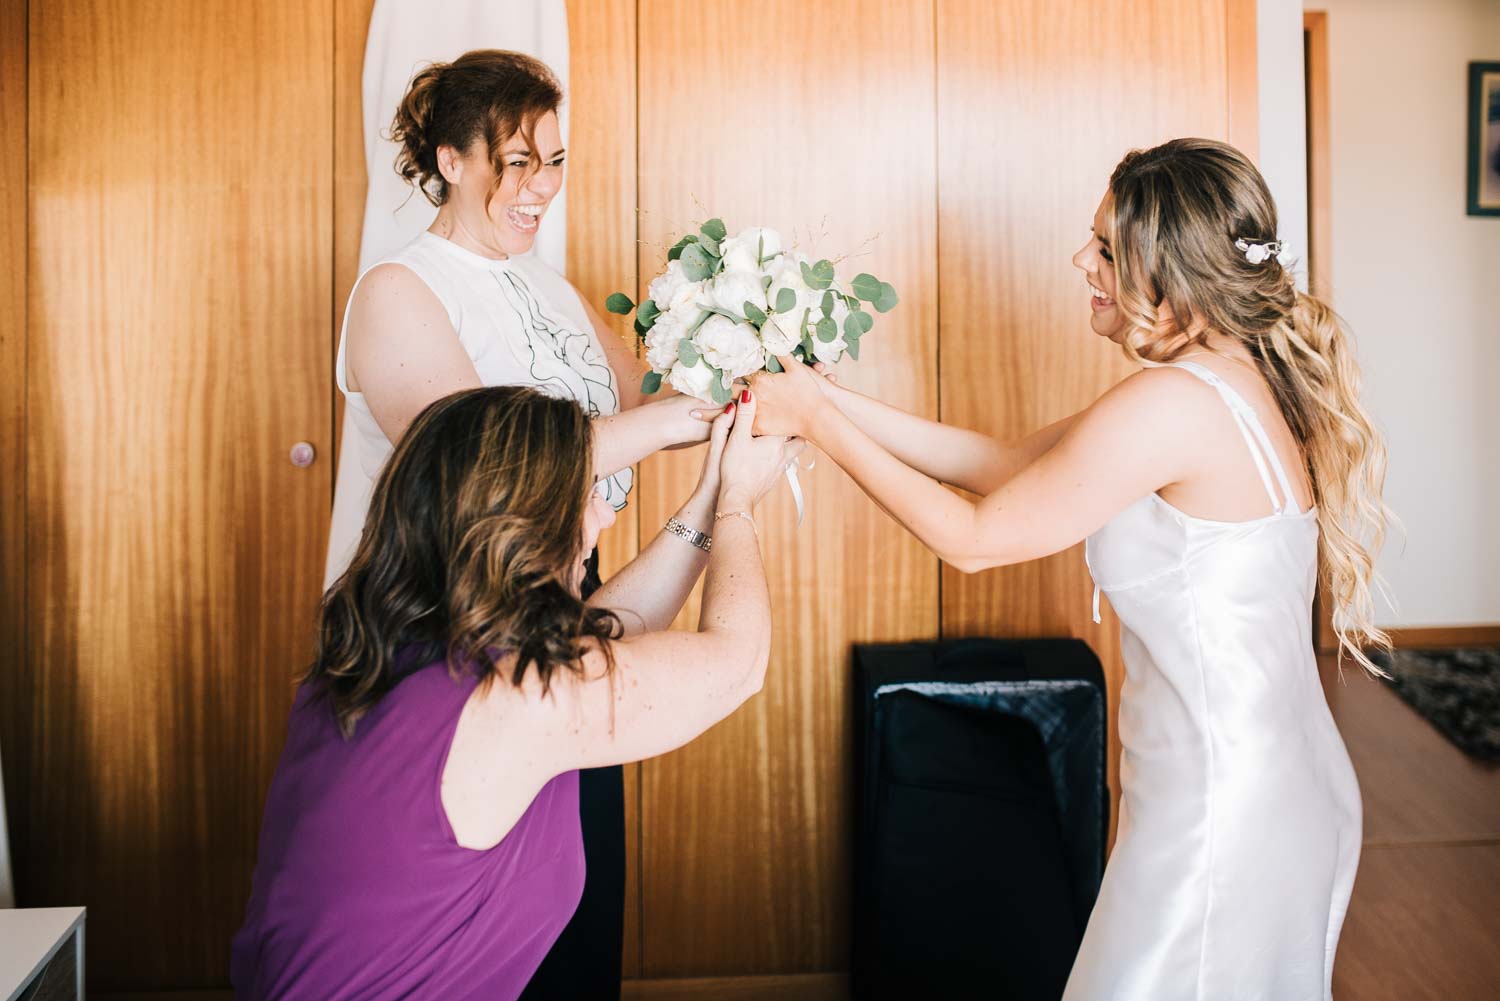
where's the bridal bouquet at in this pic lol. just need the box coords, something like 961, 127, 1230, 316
605, 219, 899, 404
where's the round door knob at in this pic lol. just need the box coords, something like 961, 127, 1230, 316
289, 441, 316, 468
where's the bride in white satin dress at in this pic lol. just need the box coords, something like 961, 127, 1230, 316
750, 138, 1392, 999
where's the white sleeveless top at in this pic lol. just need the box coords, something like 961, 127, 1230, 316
1067, 361, 1360, 1000
324, 231, 631, 585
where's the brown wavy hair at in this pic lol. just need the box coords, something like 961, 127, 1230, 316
390, 48, 562, 208
309, 387, 620, 736
1105, 138, 1394, 674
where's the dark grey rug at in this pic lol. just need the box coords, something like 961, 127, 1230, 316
1371, 647, 1500, 762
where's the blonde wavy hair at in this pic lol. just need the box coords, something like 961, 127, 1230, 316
1106, 138, 1393, 674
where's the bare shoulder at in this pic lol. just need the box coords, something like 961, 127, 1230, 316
350, 263, 445, 327
1076, 366, 1219, 440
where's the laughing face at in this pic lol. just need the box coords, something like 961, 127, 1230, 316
1071, 193, 1125, 342
434, 110, 566, 259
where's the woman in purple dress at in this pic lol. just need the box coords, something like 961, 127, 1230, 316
232, 385, 799, 999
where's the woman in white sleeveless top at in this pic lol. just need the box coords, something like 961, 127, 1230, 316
326, 50, 714, 585
751, 139, 1392, 999
326, 51, 720, 1001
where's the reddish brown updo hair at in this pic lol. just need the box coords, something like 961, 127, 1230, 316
390, 49, 562, 208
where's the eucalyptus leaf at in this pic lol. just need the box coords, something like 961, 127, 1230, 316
681, 243, 714, 281
816, 316, 838, 342
766, 355, 783, 373
854, 309, 874, 334
843, 312, 864, 341
821, 290, 835, 318
667, 234, 699, 262
800, 259, 835, 291
701, 218, 727, 242
874, 281, 900, 313
605, 292, 635, 315
800, 332, 816, 356
851, 273, 882, 302
641, 370, 663, 394
775, 287, 797, 313
845, 337, 860, 361
744, 301, 767, 325
678, 339, 701, 366
699, 235, 720, 256
637, 299, 661, 329
709, 375, 731, 405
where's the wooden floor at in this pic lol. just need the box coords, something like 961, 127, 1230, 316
1320, 655, 1500, 1000
99, 657, 1500, 1001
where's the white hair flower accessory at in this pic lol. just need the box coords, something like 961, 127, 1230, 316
1235, 237, 1293, 268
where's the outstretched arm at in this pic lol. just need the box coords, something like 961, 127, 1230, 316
588, 407, 734, 635
814, 379, 1078, 495
751, 360, 1193, 572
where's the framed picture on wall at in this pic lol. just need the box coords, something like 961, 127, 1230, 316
1469, 61, 1500, 217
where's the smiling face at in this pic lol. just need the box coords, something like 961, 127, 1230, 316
435, 110, 566, 258
1071, 192, 1126, 342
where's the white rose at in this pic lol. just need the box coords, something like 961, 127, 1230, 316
668, 278, 705, 315
719, 227, 784, 273
758, 311, 802, 355
764, 253, 811, 295
707, 269, 768, 317
644, 307, 690, 372
666, 358, 717, 401
648, 260, 692, 311
810, 313, 849, 365
647, 260, 685, 310
694, 314, 766, 381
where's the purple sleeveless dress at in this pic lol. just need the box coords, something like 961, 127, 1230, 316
231, 659, 585, 1000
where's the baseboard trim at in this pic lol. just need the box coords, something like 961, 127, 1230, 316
623, 973, 849, 1000
1386, 625, 1500, 649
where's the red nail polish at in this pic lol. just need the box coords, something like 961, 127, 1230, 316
741, 389, 752, 404
725, 403, 735, 414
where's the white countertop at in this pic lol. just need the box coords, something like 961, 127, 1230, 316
0, 907, 85, 1001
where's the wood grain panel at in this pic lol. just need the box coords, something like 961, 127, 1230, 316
1227, 0, 1260, 160
18, 0, 333, 986
623, 973, 849, 1000
563, 0, 644, 977
333, 0, 375, 465
1303, 10, 1338, 654
635, 0, 940, 975
0, 0, 27, 871
936, 0, 1237, 839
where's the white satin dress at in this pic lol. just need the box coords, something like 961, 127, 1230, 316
1067, 361, 1361, 1001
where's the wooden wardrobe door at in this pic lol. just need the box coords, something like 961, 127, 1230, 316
936, 0, 1243, 835
634, 0, 941, 976
7, 0, 334, 986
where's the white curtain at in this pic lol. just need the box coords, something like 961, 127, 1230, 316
324, 0, 570, 588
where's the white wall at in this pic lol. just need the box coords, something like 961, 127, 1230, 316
1264, 0, 1500, 627
1257, 0, 1310, 294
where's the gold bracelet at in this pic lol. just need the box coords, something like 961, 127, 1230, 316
713, 510, 756, 530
